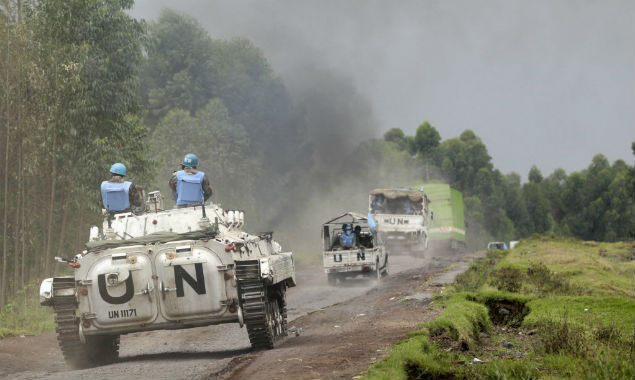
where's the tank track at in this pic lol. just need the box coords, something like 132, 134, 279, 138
52, 277, 119, 368
236, 260, 287, 349
52, 277, 84, 367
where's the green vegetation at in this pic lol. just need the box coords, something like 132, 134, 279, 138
362, 238, 635, 380
0, 282, 54, 338
0, 0, 151, 308
383, 125, 635, 249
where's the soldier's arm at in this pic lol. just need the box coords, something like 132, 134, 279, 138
169, 173, 177, 201
129, 183, 143, 207
202, 174, 213, 201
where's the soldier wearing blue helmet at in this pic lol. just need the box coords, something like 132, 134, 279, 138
169, 153, 213, 206
339, 224, 355, 249
100, 163, 144, 212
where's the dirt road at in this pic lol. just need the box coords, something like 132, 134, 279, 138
0, 251, 476, 380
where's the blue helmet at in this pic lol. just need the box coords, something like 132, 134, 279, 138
182, 153, 199, 168
109, 162, 127, 176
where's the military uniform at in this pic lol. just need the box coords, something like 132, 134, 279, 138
169, 169, 213, 204
340, 231, 355, 249
101, 175, 143, 211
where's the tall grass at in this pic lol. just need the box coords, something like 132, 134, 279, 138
0, 282, 55, 338
362, 238, 635, 380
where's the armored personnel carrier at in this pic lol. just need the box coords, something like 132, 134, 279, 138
369, 188, 431, 256
39, 191, 295, 368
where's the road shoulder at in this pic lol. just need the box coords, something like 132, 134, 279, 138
213, 253, 480, 380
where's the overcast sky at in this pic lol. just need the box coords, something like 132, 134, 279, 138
131, 0, 634, 178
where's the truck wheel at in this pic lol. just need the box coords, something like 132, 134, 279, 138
382, 257, 389, 277
327, 273, 337, 286
375, 260, 382, 281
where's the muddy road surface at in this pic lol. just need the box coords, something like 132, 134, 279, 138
0, 250, 475, 380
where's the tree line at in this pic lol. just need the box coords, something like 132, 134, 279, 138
382, 124, 635, 248
0, 0, 151, 307
1, 1, 633, 309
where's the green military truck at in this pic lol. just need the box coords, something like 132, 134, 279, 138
421, 183, 466, 252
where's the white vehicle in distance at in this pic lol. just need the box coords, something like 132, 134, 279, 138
487, 241, 509, 251
322, 212, 388, 286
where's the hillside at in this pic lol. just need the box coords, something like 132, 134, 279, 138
364, 238, 635, 380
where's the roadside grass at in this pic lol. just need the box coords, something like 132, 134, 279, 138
426, 293, 490, 349
362, 237, 635, 380
503, 238, 635, 297
525, 296, 635, 335
0, 282, 55, 339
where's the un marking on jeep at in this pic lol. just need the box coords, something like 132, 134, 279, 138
383, 217, 410, 225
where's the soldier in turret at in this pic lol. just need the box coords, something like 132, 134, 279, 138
100, 163, 144, 213
169, 153, 213, 207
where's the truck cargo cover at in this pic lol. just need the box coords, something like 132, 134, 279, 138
323, 211, 368, 225
370, 188, 424, 202
85, 226, 218, 251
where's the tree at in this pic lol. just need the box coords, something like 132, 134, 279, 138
523, 182, 553, 234
436, 129, 492, 192
142, 9, 216, 124
30, 0, 152, 276
142, 11, 314, 228
630, 142, 635, 202
539, 168, 567, 230
405, 136, 417, 156
463, 196, 489, 250
150, 99, 258, 214
384, 128, 406, 150
528, 165, 543, 183
501, 173, 531, 237
414, 121, 440, 155
1, 0, 152, 308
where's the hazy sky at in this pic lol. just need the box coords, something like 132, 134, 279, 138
131, 1, 634, 178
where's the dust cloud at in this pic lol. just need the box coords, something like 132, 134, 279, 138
129, 1, 633, 255
131, 0, 635, 177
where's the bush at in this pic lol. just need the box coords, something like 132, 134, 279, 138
593, 321, 622, 344
454, 259, 492, 292
489, 266, 524, 293
536, 316, 589, 357
526, 262, 574, 294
